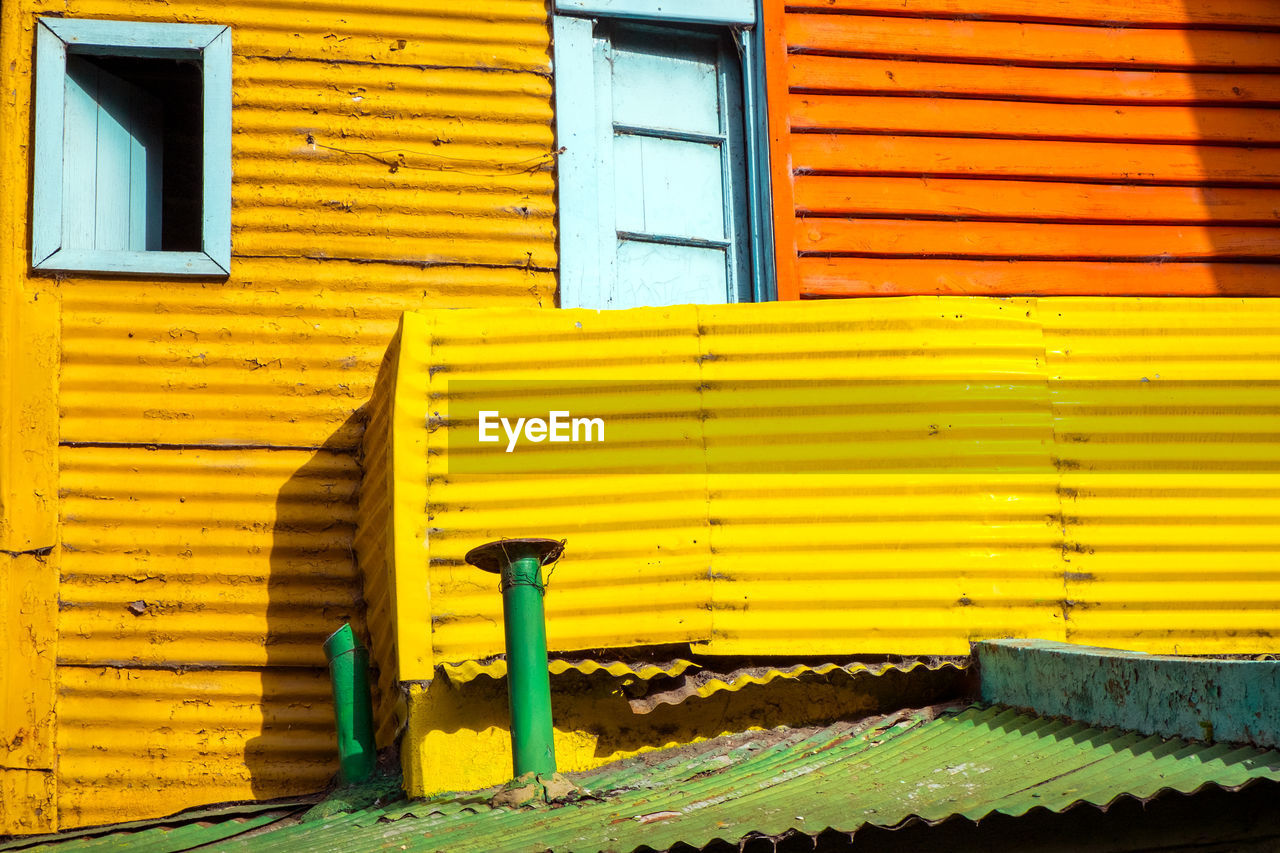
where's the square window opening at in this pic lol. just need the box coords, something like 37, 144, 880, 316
33, 18, 232, 277
64, 53, 205, 253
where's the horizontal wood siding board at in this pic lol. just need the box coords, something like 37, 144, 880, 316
797, 258, 1280, 296
790, 135, 1280, 185
784, 0, 1280, 29
787, 57, 1280, 107
796, 220, 1280, 259
784, 15, 1280, 71
793, 177, 1280, 224
774, 4, 1280, 298
789, 94, 1280, 145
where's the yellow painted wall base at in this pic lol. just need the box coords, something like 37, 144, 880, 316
0, 551, 58, 836
401, 666, 966, 798
0, 769, 56, 835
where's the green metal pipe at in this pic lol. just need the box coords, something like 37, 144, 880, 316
322, 623, 376, 785
465, 538, 562, 778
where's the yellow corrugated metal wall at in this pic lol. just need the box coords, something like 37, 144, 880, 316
369, 298, 1280, 670
1044, 300, 1280, 648
5, 0, 1279, 834
1, 0, 555, 831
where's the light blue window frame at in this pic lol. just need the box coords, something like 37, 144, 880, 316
553, 0, 775, 307
33, 18, 231, 276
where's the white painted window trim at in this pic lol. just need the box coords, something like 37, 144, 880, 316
551, 15, 600, 309
554, 0, 755, 26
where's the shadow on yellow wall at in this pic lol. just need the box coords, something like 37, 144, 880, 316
245, 414, 367, 799
401, 665, 970, 797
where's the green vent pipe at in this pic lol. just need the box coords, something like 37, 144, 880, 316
322, 623, 376, 785
465, 538, 564, 778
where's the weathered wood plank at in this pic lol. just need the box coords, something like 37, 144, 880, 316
791, 134, 1280, 184
790, 93, 1280, 145
798, 257, 1280, 296
786, 13, 1280, 69
797, 219, 1280, 259
789, 56, 1280, 105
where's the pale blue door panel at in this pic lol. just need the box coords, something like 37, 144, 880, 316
614, 240, 728, 307
610, 29, 720, 135
62, 55, 163, 253
612, 135, 645, 234
613, 135, 725, 240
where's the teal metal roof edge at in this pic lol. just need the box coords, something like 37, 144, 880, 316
976, 639, 1280, 748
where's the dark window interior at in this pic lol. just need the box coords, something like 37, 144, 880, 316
79, 54, 204, 252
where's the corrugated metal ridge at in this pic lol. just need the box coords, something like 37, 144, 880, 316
632, 658, 971, 714
0, 804, 304, 852
439, 657, 699, 684
435, 654, 970, 700
403, 297, 1280, 664
185, 704, 1280, 852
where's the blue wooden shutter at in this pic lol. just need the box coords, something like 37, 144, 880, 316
62, 55, 163, 252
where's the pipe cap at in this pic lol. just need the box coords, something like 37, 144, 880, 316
465, 538, 564, 574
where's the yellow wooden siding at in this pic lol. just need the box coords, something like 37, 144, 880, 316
368, 297, 1280, 667
62, 0, 552, 70
0, 0, 555, 830
0, 287, 58, 552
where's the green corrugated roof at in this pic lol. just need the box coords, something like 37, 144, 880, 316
0, 806, 297, 853
15, 705, 1280, 852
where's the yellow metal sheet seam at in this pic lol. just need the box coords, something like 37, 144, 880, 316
394, 312, 434, 679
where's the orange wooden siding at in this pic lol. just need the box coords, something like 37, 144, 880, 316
763, 0, 1280, 298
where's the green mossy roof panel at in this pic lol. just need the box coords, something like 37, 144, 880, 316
17, 706, 1280, 852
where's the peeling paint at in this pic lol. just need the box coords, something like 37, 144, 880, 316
978, 639, 1280, 748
